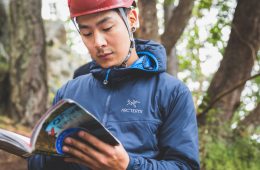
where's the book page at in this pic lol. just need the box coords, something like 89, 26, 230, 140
0, 129, 31, 157
31, 99, 119, 156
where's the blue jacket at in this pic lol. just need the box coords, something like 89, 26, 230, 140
28, 39, 200, 170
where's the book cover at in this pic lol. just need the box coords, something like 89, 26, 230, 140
0, 99, 119, 158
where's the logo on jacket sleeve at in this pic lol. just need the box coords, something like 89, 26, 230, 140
121, 99, 143, 113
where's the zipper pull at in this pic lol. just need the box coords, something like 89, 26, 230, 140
103, 69, 111, 85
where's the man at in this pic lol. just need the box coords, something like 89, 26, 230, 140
28, 0, 200, 169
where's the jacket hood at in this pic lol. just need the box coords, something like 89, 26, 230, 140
90, 39, 167, 86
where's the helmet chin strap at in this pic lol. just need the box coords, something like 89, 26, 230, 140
72, 8, 135, 68
118, 8, 135, 68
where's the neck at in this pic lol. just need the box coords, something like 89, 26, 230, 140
125, 48, 138, 67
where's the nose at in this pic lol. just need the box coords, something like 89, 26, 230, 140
94, 32, 107, 49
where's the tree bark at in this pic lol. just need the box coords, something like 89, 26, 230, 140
8, 0, 48, 125
136, 0, 159, 41
161, 0, 194, 74
198, 0, 260, 126
136, 0, 194, 75
0, 0, 10, 113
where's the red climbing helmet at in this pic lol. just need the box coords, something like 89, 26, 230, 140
68, 0, 136, 18
68, 0, 137, 69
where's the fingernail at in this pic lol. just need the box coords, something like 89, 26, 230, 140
65, 137, 71, 144
63, 146, 69, 152
79, 131, 84, 137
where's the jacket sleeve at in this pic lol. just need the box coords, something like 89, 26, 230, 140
27, 155, 90, 170
27, 87, 86, 170
126, 88, 200, 170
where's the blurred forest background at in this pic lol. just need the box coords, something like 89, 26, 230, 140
0, 0, 259, 170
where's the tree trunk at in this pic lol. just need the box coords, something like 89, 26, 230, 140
8, 0, 48, 125
198, 0, 260, 126
0, 0, 10, 113
167, 47, 178, 76
161, 0, 194, 74
163, 1, 175, 29
136, 0, 159, 41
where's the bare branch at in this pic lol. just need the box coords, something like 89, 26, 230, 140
198, 73, 260, 116
161, 0, 194, 54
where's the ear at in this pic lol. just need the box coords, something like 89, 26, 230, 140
128, 9, 139, 28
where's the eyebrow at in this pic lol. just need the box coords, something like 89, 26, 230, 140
78, 16, 113, 29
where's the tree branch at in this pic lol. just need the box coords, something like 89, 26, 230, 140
198, 72, 260, 116
161, 0, 194, 54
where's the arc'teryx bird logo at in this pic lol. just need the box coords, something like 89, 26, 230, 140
121, 99, 143, 114
127, 99, 140, 108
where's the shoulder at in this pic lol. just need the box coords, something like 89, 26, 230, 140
73, 62, 92, 79
154, 72, 193, 112
157, 72, 190, 95
65, 74, 92, 90
54, 74, 94, 100
155, 73, 195, 121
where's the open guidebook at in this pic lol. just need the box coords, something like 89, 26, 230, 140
0, 99, 119, 158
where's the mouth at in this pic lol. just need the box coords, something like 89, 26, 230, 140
97, 52, 113, 59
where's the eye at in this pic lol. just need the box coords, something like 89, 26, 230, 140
103, 26, 113, 32
81, 32, 92, 37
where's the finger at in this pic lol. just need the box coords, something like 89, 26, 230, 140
64, 137, 103, 161
78, 131, 115, 155
62, 144, 98, 168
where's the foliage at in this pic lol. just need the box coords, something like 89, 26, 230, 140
231, 53, 260, 129
203, 134, 260, 170
184, 1, 260, 169
164, 0, 176, 6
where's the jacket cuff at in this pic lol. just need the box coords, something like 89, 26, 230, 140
126, 156, 140, 170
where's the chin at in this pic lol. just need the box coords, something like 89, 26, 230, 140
99, 63, 114, 69
99, 61, 120, 69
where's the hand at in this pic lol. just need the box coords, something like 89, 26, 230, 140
62, 131, 129, 170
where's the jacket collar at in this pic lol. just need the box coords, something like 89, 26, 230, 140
89, 39, 167, 86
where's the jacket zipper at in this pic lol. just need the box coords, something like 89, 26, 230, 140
102, 93, 111, 125
102, 69, 112, 124
103, 69, 111, 85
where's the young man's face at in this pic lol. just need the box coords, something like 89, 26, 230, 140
77, 10, 133, 68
